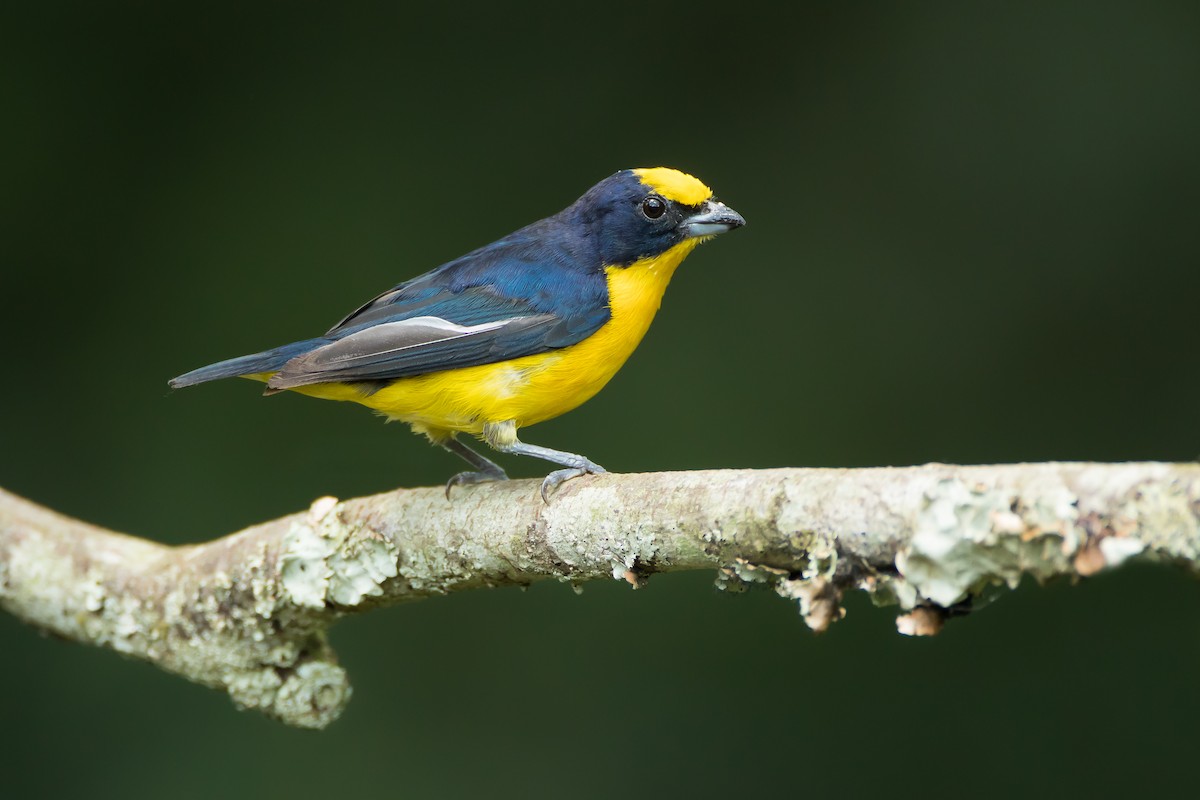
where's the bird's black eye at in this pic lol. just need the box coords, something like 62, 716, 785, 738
641, 195, 667, 220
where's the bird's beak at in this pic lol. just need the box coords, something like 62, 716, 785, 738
680, 199, 746, 238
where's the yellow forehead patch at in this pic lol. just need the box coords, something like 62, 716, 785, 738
632, 167, 712, 206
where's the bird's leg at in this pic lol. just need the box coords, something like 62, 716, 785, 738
504, 443, 607, 503
440, 434, 509, 498
483, 421, 606, 503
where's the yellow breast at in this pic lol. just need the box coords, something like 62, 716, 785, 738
288, 239, 700, 437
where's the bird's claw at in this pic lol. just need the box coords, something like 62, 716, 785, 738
445, 468, 509, 499
539, 462, 606, 503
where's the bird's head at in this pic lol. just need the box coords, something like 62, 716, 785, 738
565, 167, 745, 267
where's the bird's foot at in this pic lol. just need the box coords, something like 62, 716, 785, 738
445, 467, 509, 499
539, 461, 606, 504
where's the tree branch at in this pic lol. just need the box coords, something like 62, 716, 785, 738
2, 462, 1197, 728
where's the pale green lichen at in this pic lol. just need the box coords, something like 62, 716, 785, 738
802, 546, 838, 582
248, 543, 278, 618
894, 478, 1077, 607
327, 535, 399, 606
281, 521, 336, 609
112, 596, 143, 643
606, 533, 662, 583
272, 661, 351, 730
80, 577, 105, 612
262, 639, 303, 668
862, 574, 920, 610
541, 485, 667, 582
1098, 536, 1145, 567
1118, 478, 1200, 560
280, 497, 400, 609
222, 657, 349, 728
725, 558, 788, 586
225, 666, 283, 712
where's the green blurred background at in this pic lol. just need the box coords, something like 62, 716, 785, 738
3, 2, 1199, 796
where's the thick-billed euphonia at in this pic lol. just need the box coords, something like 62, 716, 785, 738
170, 167, 745, 500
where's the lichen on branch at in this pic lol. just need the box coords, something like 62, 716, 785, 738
1, 462, 1197, 729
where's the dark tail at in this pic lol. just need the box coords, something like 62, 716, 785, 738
168, 338, 326, 389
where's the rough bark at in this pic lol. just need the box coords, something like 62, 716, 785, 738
2, 462, 1197, 728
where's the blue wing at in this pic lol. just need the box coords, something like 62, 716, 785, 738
260, 223, 611, 390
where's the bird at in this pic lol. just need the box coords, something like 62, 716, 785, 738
169, 167, 745, 501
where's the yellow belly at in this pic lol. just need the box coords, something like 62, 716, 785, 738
282, 239, 700, 438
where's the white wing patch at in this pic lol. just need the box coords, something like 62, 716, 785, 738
312, 316, 514, 363
266, 313, 550, 390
